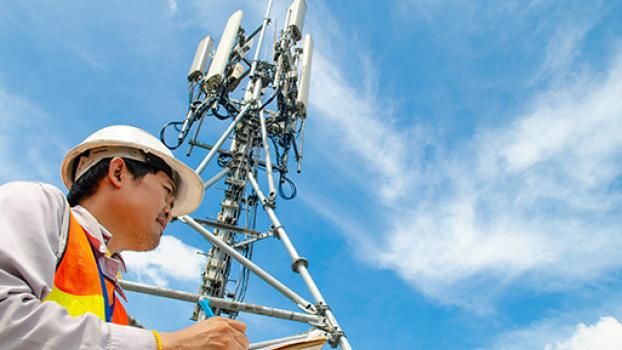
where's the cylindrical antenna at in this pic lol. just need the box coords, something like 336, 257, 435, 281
187, 35, 213, 82
296, 34, 313, 116
205, 10, 244, 91
285, 0, 307, 41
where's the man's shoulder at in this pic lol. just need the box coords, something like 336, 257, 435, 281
0, 180, 65, 194
0, 181, 66, 208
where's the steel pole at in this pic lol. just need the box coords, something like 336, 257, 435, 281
204, 167, 230, 190
249, 0, 274, 78
179, 215, 315, 313
119, 280, 323, 324
259, 109, 276, 200
247, 172, 354, 350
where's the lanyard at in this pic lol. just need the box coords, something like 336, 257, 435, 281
91, 245, 114, 322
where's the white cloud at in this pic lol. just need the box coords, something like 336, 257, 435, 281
484, 315, 622, 350
481, 318, 573, 350
123, 235, 206, 287
376, 49, 622, 307
546, 317, 622, 350
499, 64, 622, 178
481, 314, 622, 350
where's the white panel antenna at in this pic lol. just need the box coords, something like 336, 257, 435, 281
187, 35, 213, 81
225, 62, 247, 92
205, 10, 244, 91
296, 34, 313, 116
286, 0, 307, 41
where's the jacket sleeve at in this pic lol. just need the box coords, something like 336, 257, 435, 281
0, 182, 156, 350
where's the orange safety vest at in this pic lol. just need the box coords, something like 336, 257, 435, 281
44, 211, 129, 325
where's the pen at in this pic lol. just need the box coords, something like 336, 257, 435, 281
198, 298, 215, 318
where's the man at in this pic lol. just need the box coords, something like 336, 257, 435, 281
0, 125, 249, 349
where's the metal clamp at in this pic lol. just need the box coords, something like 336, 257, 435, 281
262, 198, 276, 209
315, 301, 331, 315
328, 328, 346, 348
291, 257, 309, 273
270, 224, 282, 238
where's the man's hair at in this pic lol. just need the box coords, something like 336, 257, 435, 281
67, 158, 160, 207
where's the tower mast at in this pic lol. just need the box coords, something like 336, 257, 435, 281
122, 1, 353, 348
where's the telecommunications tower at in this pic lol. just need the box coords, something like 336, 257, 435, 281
119, 0, 353, 349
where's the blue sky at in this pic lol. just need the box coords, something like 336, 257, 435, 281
2, 0, 622, 349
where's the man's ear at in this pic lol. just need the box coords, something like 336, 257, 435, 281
107, 157, 127, 189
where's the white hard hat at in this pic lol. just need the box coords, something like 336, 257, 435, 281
61, 125, 204, 217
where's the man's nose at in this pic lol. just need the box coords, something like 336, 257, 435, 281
164, 198, 174, 221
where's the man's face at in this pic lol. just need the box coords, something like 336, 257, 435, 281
119, 169, 176, 251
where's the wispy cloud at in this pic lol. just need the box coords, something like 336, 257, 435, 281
394, 0, 606, 88
298, 0, 622, 310
123, 235, 206, 287
165, 0, 178, 15
377, 48, 622, 307
0, 86, 67, 183
0, 4, 105, 70
481, 316, 577, 350
310, 52, 422, 201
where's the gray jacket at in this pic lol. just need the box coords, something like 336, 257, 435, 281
0, 181, 155, 349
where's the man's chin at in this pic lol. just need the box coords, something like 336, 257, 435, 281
147, 235, 162, 251
133, 235, 162, 252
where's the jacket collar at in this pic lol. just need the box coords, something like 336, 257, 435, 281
70, 205, 128, 301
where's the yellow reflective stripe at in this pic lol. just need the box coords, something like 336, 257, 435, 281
44, 286, 106, 321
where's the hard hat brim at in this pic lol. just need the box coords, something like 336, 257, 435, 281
61, 139, 204, 217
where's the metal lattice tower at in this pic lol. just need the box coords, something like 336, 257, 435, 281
119, 1, 353, 348
192, 107, 259, 318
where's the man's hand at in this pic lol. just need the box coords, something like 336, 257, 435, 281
160, 317, 249, 350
